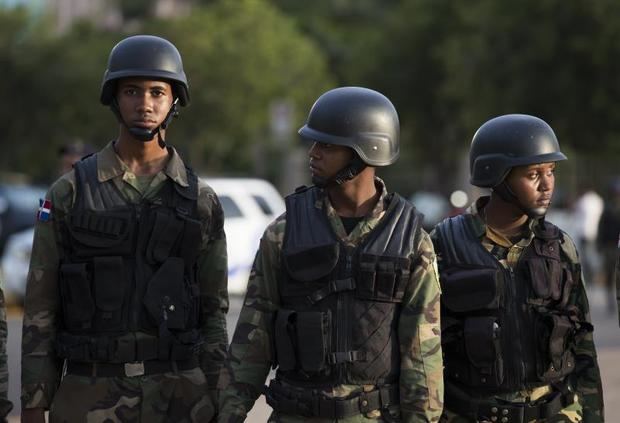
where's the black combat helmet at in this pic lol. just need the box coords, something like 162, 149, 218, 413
470, 114, 567, 188
299, 86, 400, 167
101, 35, 189, 145
100, 35, 189, 106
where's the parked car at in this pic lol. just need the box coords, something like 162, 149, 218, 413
0, 183, 46, 255
205, 177, 285, 295
1, 178, 285, 303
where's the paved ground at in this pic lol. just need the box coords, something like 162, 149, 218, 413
6, 285, 620, 421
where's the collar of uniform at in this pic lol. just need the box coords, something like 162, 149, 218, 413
96, 141, 189, 187
161, 146, 189, 188
469, 195, 536, 247
316, 177, 388, 216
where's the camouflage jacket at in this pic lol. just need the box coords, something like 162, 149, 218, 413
0, 278, 12, 418
218, 179, 444, 423
21, 141, 229, 409
431, 196, 604, 422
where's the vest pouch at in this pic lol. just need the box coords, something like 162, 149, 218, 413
463, 316, 504, 386
145, 209, 185, 264
275, 310, 297, 371
177, 215, 203, 266
527, 258, 562, 301
59, 263, 95, 331
296, 311, 331, 372
536, 314, 576, 382
283, 243, 339, 282
356, 255, 411, 303
92, 256, 127, 332
357, 260, 376, 299
143, 257, 189, 330
67, 210, 134, 257
442, 267, 503, 312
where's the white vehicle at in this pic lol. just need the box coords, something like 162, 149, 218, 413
1, 178, 285, 303
204, 178, 285, 295
1, 226, 34, 302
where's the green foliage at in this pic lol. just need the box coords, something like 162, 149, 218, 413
0, 0, 332, 183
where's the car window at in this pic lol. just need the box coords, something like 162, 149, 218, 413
218, 195, 244, 218
252, 195, 274, 216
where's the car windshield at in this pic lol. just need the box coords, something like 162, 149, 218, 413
218, 195, 244, 218
252, 195, 274, 216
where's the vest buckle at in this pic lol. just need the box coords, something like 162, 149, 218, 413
124, 361, 145, 377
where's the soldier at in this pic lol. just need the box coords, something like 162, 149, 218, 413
0, 275, 11, 421
432, 114, 604, 422
21, 35, 229, 422
218, 87, 444, 422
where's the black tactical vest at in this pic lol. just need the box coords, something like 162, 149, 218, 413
435, 214, 592, 392
55, 154, 203, 363
274, 186, 422, 388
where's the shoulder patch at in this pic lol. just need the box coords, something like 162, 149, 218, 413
37, 199, 52, 222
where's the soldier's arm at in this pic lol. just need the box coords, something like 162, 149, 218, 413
218, 218, 283, 423
21, 177, 73, 410
399, 231, 444, 422
0, 285, 12, 418
562, 234, 604, 422
196, 185, 230, 402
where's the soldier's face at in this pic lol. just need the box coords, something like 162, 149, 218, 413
308, 142, 354, 183
116, 78, 174, 131
505, 162, 556, 213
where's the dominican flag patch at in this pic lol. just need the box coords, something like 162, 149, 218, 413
37, 199, 52, 222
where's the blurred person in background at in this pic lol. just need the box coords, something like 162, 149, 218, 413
432, 114, 603, 422
218, 87, 443, 422
21, 35, 228, 423
57, 141, 96, 175
597, 178, 620, 316
573, 186, 604, 286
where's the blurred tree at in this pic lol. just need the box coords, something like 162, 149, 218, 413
270, 0, 400, 82
117, 0, 152, 21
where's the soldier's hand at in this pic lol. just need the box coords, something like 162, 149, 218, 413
21, 407, 45, 423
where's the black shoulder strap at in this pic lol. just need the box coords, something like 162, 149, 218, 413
435, 214, 495, 268
73, 154, 126, 211
362, 193, 422, 258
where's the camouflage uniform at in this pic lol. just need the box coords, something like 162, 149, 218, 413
21, 142, 229, 422
0, 279, 12, 420
432, 197, 604, 423
219, 178, 444, 423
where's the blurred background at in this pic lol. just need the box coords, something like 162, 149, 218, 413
1, 0, 620, 420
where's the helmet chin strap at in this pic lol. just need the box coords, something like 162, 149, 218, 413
111, 98, 180, 148
492, 181, 547, 219
312, 154, 367, 188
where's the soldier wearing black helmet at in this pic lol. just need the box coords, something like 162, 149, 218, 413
21, 35, 229, 422
218, 87, 444, 422
432, 114, 604, 422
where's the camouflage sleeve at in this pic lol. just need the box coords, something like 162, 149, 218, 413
21, 175, 73, 410
0, 285, 12, 417
196, 183, 230, 399
399, 231, 444, 422
562, 233, 604, 422
217, 217, 284, 423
